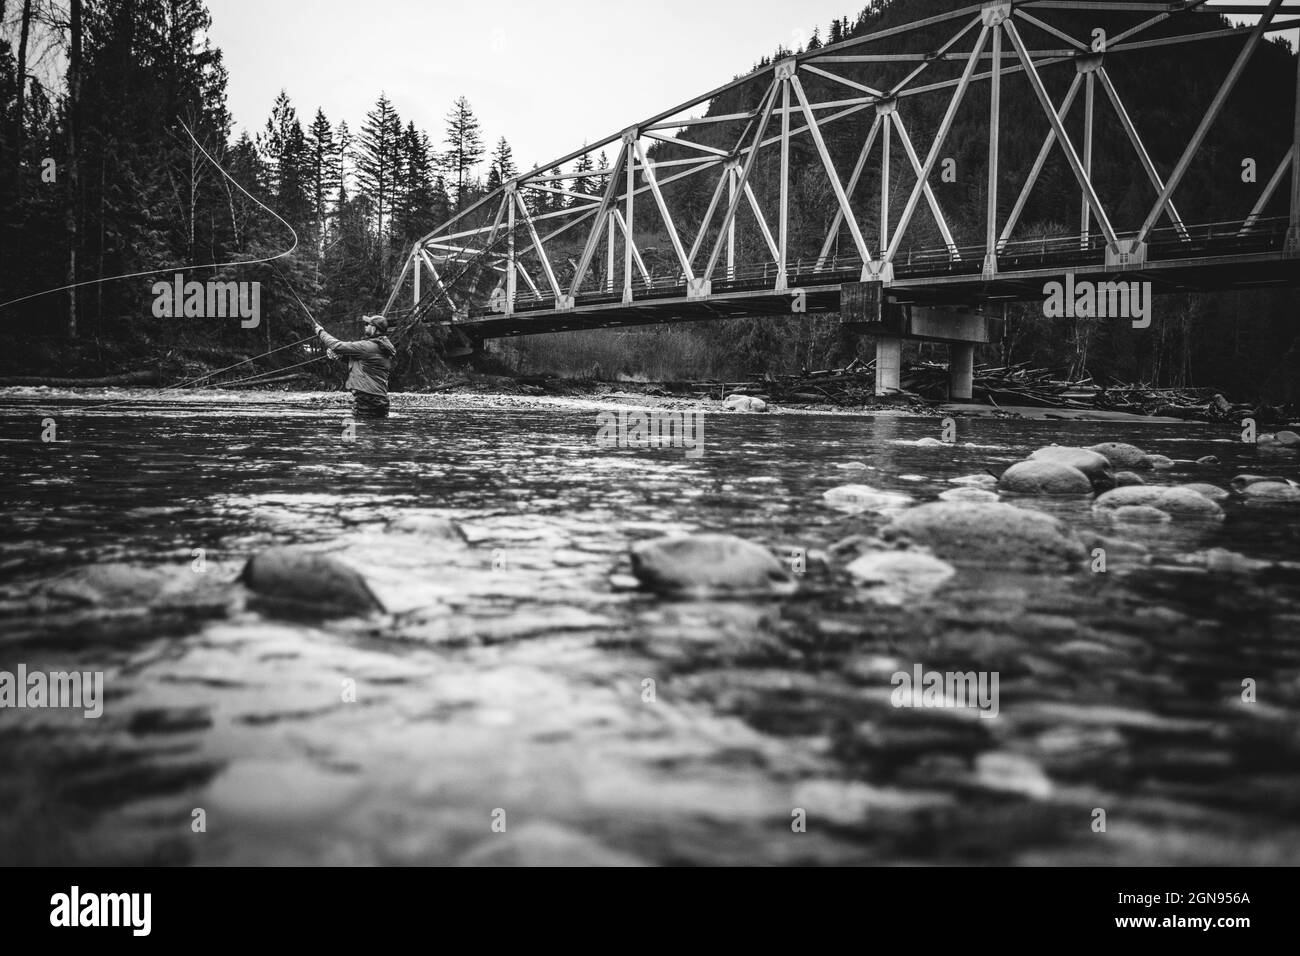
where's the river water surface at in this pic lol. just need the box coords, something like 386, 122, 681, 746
2, 390, 1299, 866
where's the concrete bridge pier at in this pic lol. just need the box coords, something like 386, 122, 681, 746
839, 282, 1001, 400
875, 337, 902, 395
948, 343, 975, 401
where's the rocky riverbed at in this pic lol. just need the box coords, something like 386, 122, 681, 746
1, 388, 1298, 865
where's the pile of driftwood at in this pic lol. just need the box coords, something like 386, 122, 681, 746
692, 359, 1265, 421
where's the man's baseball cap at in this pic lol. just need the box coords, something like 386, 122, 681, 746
363, 314, 389, 334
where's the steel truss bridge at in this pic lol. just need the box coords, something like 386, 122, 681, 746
384, 0, 1300, 393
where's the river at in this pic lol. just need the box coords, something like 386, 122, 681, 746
1, 389, 1298, 865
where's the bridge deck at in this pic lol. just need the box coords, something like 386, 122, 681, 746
443, 219, 1298, 338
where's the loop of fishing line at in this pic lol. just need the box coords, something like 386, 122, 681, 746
0, 121, 299, 312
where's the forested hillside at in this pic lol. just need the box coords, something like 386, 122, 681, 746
1, 0, 1297, 402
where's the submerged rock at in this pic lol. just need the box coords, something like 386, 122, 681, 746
949, 474, 998, 489
1111, 505, 1171, 523
1257, 430, 1300, 451
1177, 548, 1274, 575
1240, 481, 1300, 503
46, 563, 232, 614
1080, 533, 1151, 565
974, 752, 1053, 799
1093, 486, 1223, 517
1115, 471, 1145, 487
881, 502, 1086, 571
48, 564, 183, 608
938, 487, 999, 503
387, 513, 469, 544
1155, 487, 1225, 516
629, 533, 796, 595
1141, 454, 1176, 470
997, 460, 1092, 496
239, 546, 386, 614
1179, 482, 1230, 502
1196, 455, 1220, 465
1230, 473, 1290, 491
723, 394, 767, 413
913, 437, 947, 447
1087, 441, 1147, 468
822, 484, 912, 514
1029, 445, 1115, 491
459, 822, 646, 867
845, 550, 956, 605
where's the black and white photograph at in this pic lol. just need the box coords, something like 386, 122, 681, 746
0, 0, 1298, 907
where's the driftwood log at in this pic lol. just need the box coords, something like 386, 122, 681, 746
690, 360, 1270, 422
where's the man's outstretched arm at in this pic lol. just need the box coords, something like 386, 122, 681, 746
316, 326, 370, 357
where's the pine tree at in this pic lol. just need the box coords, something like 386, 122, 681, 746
572, 150, 594, 197
546, 165, 566, 213
356, 93, 402, 242
335, 119, 352, 195
442, 95, 484, 211
594, 150, 611, 197
485, 135, 516, 192
306, 108, 340, 246
395, 120, 442, 245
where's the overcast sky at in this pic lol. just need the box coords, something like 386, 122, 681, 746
206, 0, 851, 170
205, 0, 1288, 173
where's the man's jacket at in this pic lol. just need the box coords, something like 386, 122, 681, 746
317, 329, 397, 397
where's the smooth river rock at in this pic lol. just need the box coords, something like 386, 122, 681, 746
458, 822, 646, 867
1240, 481, 1300, 503
723, 394, 767, 413
1028, 445, 1115, 491
1092, 485, 1223, 517
387, 513, 469, 544
1230, 473, 1290, 491
1179, 482, 1230, 502
845, 550, 956, 605
938, 487, 1000, 503
1087, 441, 1148, 468
1111, 505, 1171, 523
239, 546, 386, 614
629, 533, 796, 595
823, 484, 913, 514
997, 460, 1093, 496
880, 502, 1086, 571
1177, 548, 1275, 575
1115, 471, 1145, 487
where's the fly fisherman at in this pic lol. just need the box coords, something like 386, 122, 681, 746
312, 314, 397, 418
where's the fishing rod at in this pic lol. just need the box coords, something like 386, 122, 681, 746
197, 225, 522, 392
77, 222, 520, 410
69, 132, 524, 409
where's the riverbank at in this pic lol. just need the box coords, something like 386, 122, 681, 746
0, 383, 1219, 425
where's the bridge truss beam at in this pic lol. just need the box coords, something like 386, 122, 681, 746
394, 0, 1300, 325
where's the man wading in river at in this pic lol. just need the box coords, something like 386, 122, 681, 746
312, 314, 397, 418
